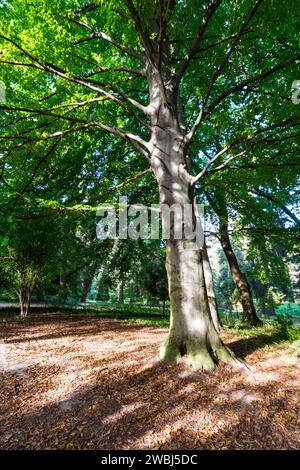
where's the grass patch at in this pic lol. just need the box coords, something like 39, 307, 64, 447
223, 315, 300, 345
122, 316, 170, 328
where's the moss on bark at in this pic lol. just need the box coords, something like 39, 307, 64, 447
160, 331, 242, 371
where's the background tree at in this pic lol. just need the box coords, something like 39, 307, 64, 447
206, 189, 260, 325
0, 215, 58, 315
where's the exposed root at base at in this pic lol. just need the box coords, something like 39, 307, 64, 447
160, 335, 248, 372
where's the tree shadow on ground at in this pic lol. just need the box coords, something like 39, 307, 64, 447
1, 358, 298, 450
157, 392, 299, 450
227, 324, 292, 359
1, 316, 298, 450
1, 316, 164, 344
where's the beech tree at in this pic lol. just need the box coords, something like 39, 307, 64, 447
0, 0, 299, 369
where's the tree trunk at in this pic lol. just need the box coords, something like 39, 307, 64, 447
202, 239, 221, 332
81, 275, 93, 303
160, 237, 236, 370
252, 282, 267, 315
18, 288, 32, 317
19, 291, 26, 317
118, 279, 125, 304
97, 281, 109, 301
141, 49, 243, 369
259, 296, 266, 316
219, 223, 261, 325
147, 93, 238, 369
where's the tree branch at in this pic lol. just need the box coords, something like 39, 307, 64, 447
74, 30, 144, 61
207, 161, 300, 174
83, 65, 145, 77
186, 0, 266, 142
87, 168, 153, 205
191, 116, 300, 184
0, 34, 148, 116
251, 189, 300, 225
197, 29, 254, 52
124, 0, 154, 62
176, 0, 223, 85
0, 106, 151, 160
206, 56, 300, 119
192, 149, 246, 185
187, 53, 300, 142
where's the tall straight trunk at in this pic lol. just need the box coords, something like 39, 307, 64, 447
147, 77, 237, 369
118, 279, 125, 304
202, 239, 221, 332
219, 222, 261, 325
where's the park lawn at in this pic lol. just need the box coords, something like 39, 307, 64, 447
0, 311, 299, 450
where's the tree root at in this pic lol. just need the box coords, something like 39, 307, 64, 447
160, 333, 248, 371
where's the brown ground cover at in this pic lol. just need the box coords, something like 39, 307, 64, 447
0, 314, 299, 450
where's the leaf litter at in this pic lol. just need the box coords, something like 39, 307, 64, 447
0, 314, 299, 450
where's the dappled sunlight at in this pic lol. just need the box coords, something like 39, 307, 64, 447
0, 315, 299, 449
244, 353, 300, 387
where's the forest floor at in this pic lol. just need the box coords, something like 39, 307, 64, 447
0, 313, 299, 450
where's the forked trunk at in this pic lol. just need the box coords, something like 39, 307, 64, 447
149, 102, 237, 369
18, 289, 31, 317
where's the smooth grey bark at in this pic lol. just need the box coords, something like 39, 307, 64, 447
118, 278, 125, 304
146, 69, 237, 369
161, 237, 234, 370
202, 239, 221, 332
